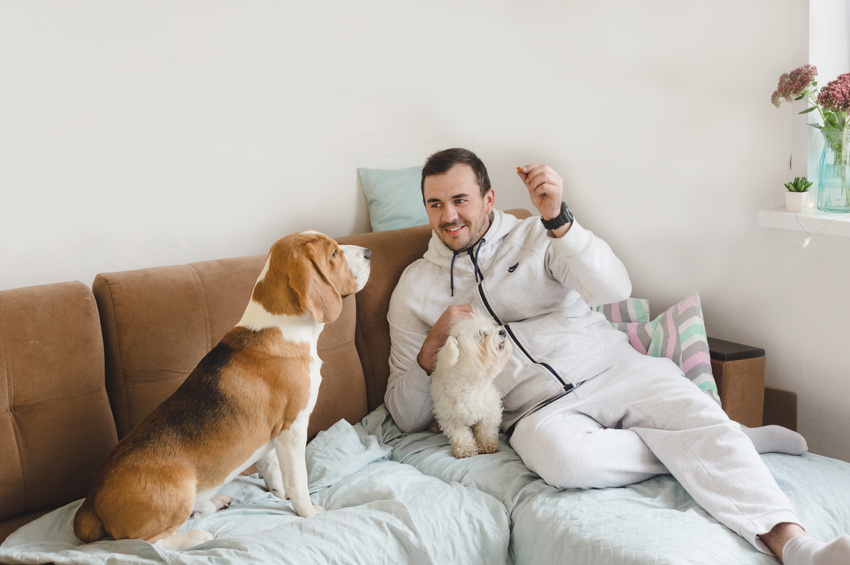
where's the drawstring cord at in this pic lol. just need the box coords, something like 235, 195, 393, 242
450, 251, 458, 296
449, 238, 486, 297
470, 238, 485, 283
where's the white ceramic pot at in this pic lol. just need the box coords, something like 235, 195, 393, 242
785, 191, 814, 212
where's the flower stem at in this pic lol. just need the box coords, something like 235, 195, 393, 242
806, 90, 828, 125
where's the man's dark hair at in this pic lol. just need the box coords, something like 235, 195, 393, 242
421, 148, 491, 198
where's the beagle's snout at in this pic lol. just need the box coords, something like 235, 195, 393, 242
340, 244, 371, 292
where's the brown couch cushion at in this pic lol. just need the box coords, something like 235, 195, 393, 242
93, 254, 367, 440
0, 281, 116, 524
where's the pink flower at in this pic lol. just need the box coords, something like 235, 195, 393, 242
771, 64, 818, 108
817, 73, 850, 113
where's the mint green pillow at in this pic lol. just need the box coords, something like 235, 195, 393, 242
358, 166, 429, 232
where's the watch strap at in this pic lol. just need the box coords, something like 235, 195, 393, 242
541, 202, 574, 230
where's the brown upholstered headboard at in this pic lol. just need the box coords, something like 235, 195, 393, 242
0, 282, 116, 531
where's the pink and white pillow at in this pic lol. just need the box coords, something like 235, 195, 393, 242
596, 292, 720, 405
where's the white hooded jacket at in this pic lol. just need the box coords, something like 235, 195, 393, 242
385, 209, 636, 433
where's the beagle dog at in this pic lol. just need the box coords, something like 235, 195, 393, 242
73, 231, 371, 551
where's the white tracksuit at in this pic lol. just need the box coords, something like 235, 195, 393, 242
385, 209, 799, 553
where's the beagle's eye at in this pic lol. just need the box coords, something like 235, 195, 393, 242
332, 250, 338, 259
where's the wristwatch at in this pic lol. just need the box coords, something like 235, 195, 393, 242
541, 202, 574, 230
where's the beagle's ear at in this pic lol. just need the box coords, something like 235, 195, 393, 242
301, 279, 342, 323
300, 268, 342, 324
291, 244, 343, 324
436, 336, 459, 370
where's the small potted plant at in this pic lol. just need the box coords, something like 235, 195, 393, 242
784, 176, 814, 212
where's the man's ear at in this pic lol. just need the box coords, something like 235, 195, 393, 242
436, 336, 459, 370
484, 188, 495, 214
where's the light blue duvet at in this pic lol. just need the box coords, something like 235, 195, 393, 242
4, 406, 850, 565
0, 418, 508, 565
363, 406, 850, 565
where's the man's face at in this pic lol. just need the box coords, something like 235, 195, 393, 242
423, 163, 494, 253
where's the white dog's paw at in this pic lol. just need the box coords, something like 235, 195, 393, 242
450, 438, 480, 459
475, 425, 501, 454
452, 444, 479, 458
477, 440, 500, 454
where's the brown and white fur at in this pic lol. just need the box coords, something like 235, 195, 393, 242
429, 314, 511, 459
73, 231, 370, 551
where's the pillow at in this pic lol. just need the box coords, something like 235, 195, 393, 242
358, 166, 429, 232
599, 293, 720, 405
594, 297, 649, 324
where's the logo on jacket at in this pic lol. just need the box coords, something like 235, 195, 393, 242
508, 263, 518, 273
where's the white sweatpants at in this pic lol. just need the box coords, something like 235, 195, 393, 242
508, 350, 800, 553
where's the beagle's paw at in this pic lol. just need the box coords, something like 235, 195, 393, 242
256, 451, 287, 500
297, 504, 326, 518
190, 494, 234, 518
155, 530, 215, 551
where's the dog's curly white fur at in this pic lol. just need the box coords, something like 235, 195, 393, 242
430, 315, 511, 458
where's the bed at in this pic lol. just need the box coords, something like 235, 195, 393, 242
362, 406, 850, 565
4, 406, 850, 565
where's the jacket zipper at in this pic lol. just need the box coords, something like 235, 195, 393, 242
471, 254, 573, 393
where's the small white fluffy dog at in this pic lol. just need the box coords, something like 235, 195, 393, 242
430, 314, 511, 458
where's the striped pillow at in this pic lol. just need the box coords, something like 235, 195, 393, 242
598, 293, 720, 405
594, 297, 650, 324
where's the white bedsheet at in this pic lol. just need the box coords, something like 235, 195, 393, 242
0, 419, 510, 565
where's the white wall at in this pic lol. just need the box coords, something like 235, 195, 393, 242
807, 0, 850, 182
3, 1, 849, 459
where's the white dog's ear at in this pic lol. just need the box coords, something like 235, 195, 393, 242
436, 336, 460, 369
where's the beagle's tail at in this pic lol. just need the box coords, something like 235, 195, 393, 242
73, 498, 105, 543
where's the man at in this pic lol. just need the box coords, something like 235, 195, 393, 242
384, 147, 850, 565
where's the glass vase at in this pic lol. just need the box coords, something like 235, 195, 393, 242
817, 127, 850, 213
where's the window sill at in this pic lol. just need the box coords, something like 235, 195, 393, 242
757, 207, 850, 238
